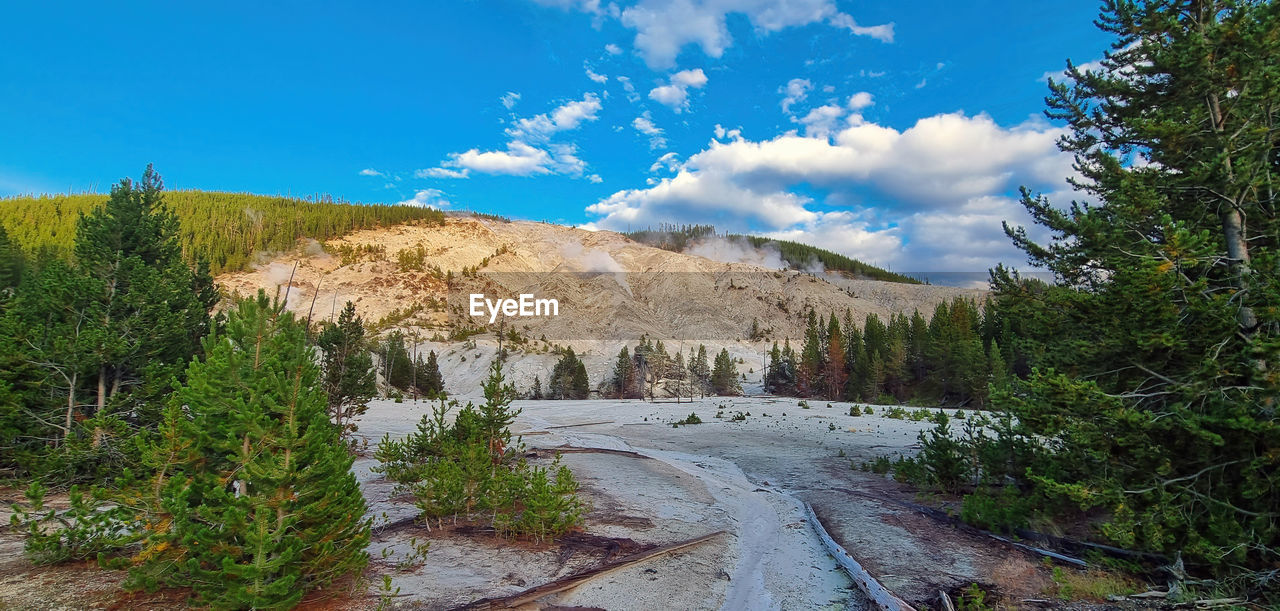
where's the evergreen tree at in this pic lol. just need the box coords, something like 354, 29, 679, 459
73, 165, 215, 425
549, 348, 590, 399
316, 302, 376, 441
823, 314, 847, 400
710, 349, 740, 395
689, 345, 711, 397
797, 310, 823, 396
135, 293, 369, 607
0, 224, 23, 293
530, 375, 543, 400
612, 346, 638, 399
414, 350, 444, 398
920, 0, 1280, 577
380, 331, 413, 391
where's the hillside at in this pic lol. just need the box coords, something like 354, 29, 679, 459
625, 224, 918, 283
215, 215, 982, 396
0, 190, 444, 273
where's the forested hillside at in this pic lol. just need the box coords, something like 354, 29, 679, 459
0, 190, 444, 273
626, 224, 918, 283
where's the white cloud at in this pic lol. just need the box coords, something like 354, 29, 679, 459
847, 91, 874, 110
632, 111, 667, 149
500, 91, 521, 109
649, 151, 680, 173
415, 167, 470, 179
585, 64, 608, 83
398, 188, 451, 209
530, 0, 607, 15
613, 0, 893, 69
616, 75, 640, 102
508, 93, 603, 140
648, 68, 708, 112
588, 173, 604, 183
585, 111, 1076, 269
796, 104, 845, 138
448, 141, 553, 176
779, 78, 810, 114
826, 12, 894, 43
359, 168, 384, 177
713, 124, 742, 141
605, 43, 623, 54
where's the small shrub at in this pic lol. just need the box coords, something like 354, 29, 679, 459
863, 406, 873, 415
862, 455, 892, 474
828, 423, 837, 431
1049, 565, 1138, 601
730, 411, 747, 422
955, 583, 992, 611
960, 486, 1033, 533
676, 413, 703, 425
849, 405, 862, 417
798, 400, 810, 409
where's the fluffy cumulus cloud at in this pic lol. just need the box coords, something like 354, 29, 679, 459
419, 93, 603, 179
586, 112, 1076, 270
448, 141, 553, 176
611, 0, 893, 68
648, 68, 708, 112
398, 188, 451, 208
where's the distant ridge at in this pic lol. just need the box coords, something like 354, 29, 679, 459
625, 223, 918, 284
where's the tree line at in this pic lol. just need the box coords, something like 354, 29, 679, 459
764, 298, 1011, 408
0, 189, 444, 274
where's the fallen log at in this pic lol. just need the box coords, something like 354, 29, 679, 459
804, 503, 916, 611
541, 446, 652, 460
545, 421, 615, 429
452, 531, 725, 610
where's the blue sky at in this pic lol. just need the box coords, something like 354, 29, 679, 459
0, 1, 1112, 271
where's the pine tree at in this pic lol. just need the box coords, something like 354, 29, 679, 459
137, 292, 369, 607
710, 349, 740, 395
380, 331, 413, 391
530, 375, 543, 400
549, 348, 590, 399
823, 314, 847, 400
960, 0, 1279, 576
797, 310, 823, 396
0, 224, 23, 293
689, 345, 711, 397
612, 346, 638, 399
73, 165, 215, 426
317, 302, 376, 441
415, 350, 444, 398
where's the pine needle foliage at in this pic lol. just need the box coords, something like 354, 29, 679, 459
129, 292, 370, 607
374, 360, 582, 542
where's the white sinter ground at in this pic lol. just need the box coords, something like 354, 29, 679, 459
351, 395, 1024, 610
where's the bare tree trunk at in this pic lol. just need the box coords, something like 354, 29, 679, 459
1207, 92, 1260, 343
65, 372, 77, 441
97, 365, 107, 415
